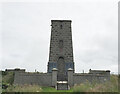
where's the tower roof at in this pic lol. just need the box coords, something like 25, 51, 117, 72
51, 20, 72, 22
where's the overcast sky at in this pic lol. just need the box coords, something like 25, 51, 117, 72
0, 0, 118, 74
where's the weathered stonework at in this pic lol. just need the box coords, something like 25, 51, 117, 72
48, 20, 74, 74
12, 20, 110, 90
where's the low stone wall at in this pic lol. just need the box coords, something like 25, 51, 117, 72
13, 68, 110, 88
14, 71, 52, 86
73, 73, 110, 85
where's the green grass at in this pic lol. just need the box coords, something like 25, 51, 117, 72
3, 85, 42, 92
2, 72, 118, 92
41, 86, 73, 92
2, 85, 73, 92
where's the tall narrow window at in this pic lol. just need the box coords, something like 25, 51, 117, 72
60, 25, 62, 29
59, 40, 63, 48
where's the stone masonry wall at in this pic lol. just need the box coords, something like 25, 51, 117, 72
14, 71, 52, 86
13, 69, 110, 87
73, 73, 110, 85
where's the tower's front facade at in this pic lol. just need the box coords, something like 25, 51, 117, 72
48, 20, 74, 77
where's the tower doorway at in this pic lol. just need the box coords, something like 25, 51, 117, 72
57, 57, 67, 81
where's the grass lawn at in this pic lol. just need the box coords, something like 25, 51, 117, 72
41, 86, 73, 92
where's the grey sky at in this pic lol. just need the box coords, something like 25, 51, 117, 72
1, 1, 118, 74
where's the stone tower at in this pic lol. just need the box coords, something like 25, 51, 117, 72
47, 20, 74, 80
13, 20, 110, 90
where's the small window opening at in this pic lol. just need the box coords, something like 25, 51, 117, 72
60, 25, 63, 29
59, 40, 63, 48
